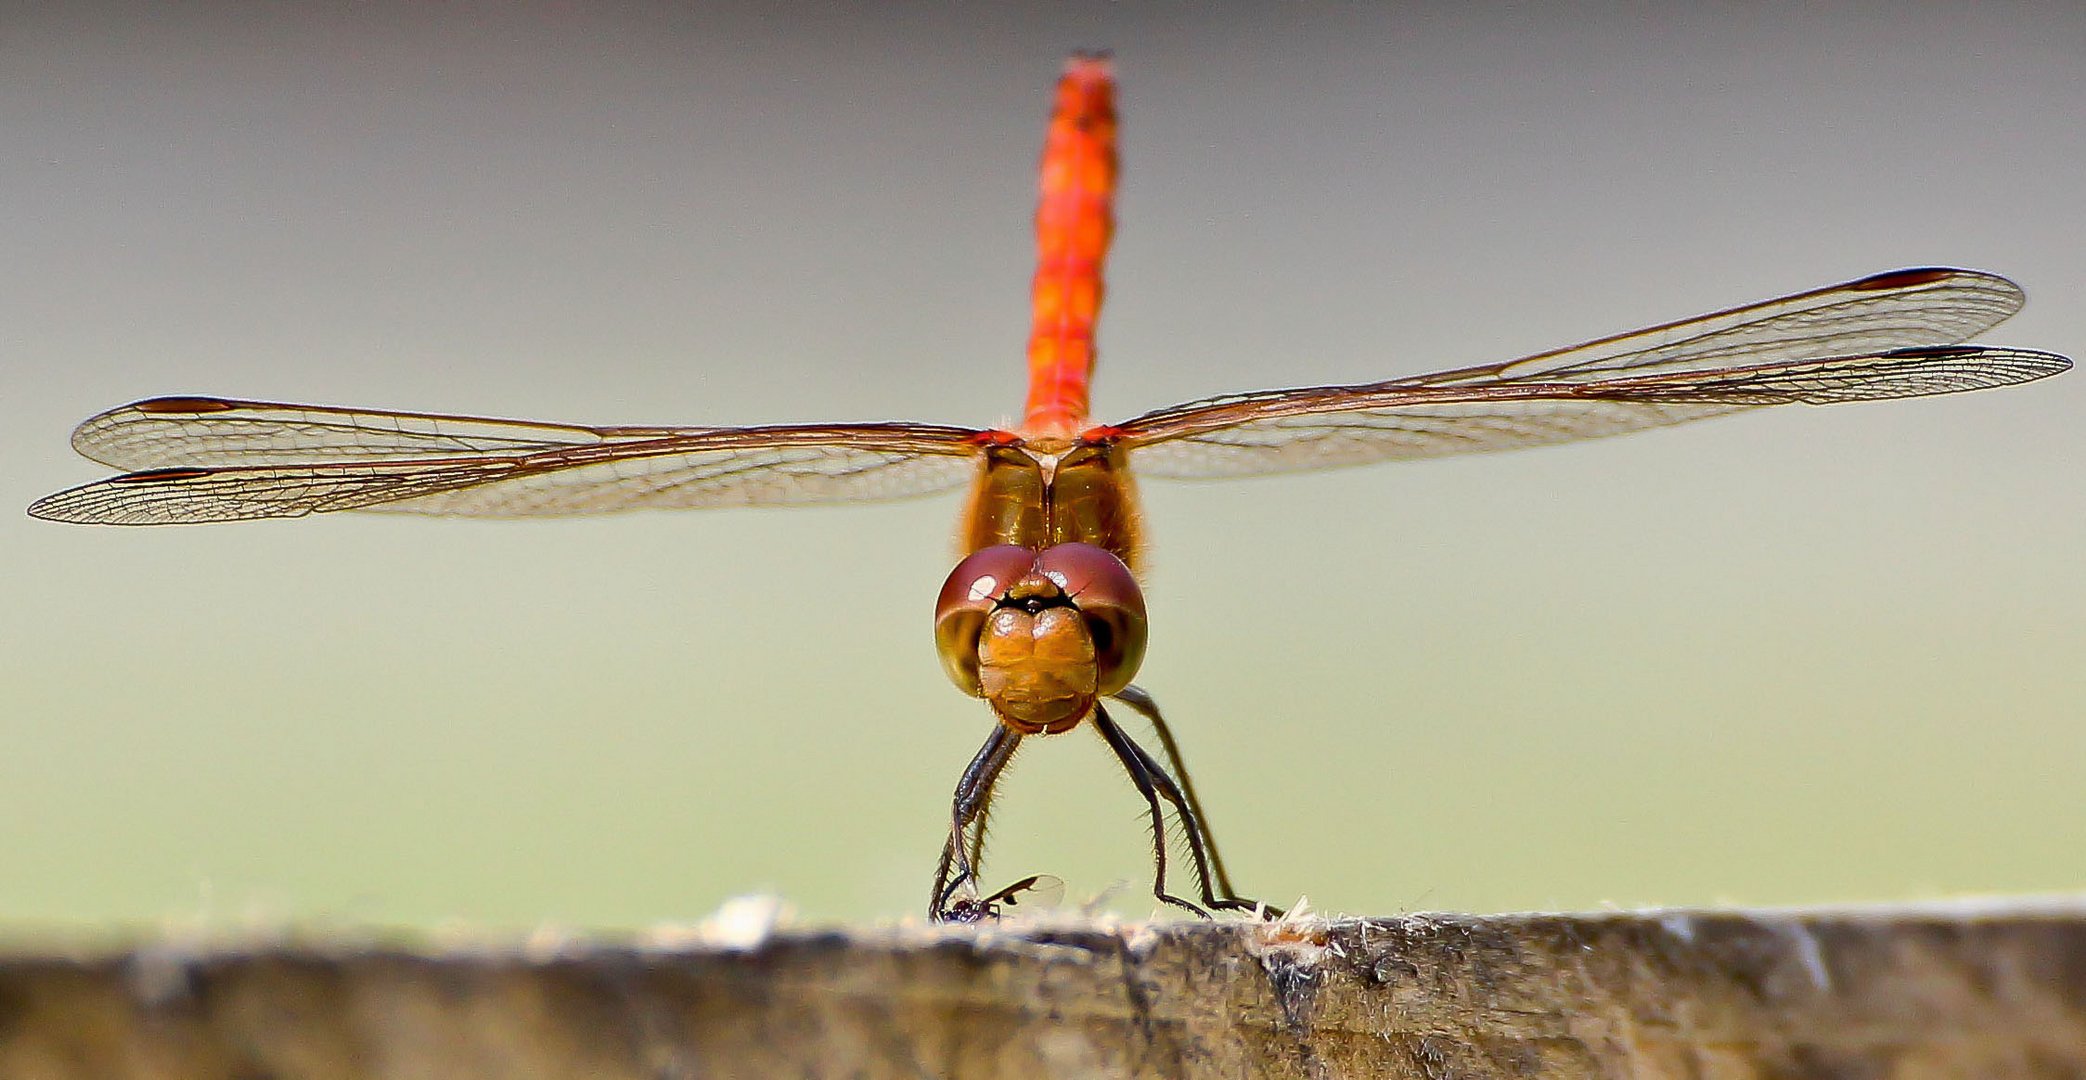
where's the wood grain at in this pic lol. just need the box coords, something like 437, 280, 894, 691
4, 903, 2084, 1078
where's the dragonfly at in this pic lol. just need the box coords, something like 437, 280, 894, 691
32, 54, 2071, 922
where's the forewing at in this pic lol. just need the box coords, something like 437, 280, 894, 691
65, 397, 693, 470
1127, 399, 1746, 477
1123, 345, 2070, 479
1115, 268, 2065, 480
1412, 267, 2026, 385
31, 423, 985, 525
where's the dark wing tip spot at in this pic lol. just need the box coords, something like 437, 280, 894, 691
113, 467, 215, 483
1849, 268, 1958, 292
1882, 345, 1984, 360
135, 396, 237, 414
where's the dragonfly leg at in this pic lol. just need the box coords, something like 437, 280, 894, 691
1112, 686, 1243, 905
945, 772, 1006, 919
930, 725, 1021, 921
1105, 690, 1281, 918
1091, 704, 1208, 917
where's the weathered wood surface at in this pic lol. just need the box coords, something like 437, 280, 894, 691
4, 902, 2085, 1078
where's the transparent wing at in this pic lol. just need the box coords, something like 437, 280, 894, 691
1410, 267, 2026, 385
1129, 398, 1751, 477
1114, 270, 2069, 479
63, 396, 712, 470
31, 419, 986, 525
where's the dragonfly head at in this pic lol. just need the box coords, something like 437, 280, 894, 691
934, 543, 1147, 735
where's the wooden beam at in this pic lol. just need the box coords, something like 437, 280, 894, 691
4, 903, 2084, 1077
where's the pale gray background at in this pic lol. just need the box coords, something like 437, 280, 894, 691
3, 2, 2082, 929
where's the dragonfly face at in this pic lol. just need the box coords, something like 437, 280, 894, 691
934, 541, 1148, 735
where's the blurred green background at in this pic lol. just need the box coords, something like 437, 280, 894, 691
3, 2, 2082, 932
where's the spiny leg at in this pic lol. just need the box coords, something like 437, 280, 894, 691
1115, 716, 1279, 917
1091, 704, 1206, 916
1112, 685, 1244, 903
930, 724, 1021, 920
963, 754, 1002, 876
945, 768, 1003, 918
1112, 686, 1279, 916
943, 743, 1021, 923
933, 726, 1016, 916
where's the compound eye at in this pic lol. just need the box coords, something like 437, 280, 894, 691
934, 545, 1041, 696
1036, 543, 1147, 695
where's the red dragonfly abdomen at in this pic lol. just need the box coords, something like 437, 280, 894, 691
1022, 54, 1117, 437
